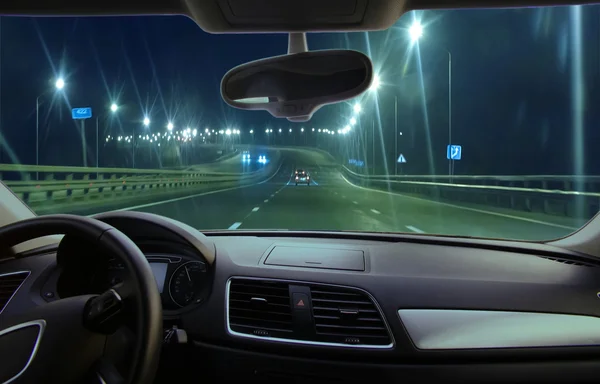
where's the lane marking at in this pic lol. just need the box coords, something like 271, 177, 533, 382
264, 199, 269, 203
270, 194, 275, 198
334, 192, 338, 195
370, 209, 381, 214
252, 207, 260, 212
112, 160, 284, 212
342, 195, 346, 199
340, 174, 578, 230
353, 201, 359, 205
228, 222, 243, 230
406, 225, 424, 233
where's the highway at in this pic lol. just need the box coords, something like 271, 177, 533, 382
102, 148, 582, 241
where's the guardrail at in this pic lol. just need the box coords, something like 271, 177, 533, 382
341, 166, 600, 220
0, 152, 281, 213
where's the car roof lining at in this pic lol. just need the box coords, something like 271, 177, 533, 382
0, 0, 597, 33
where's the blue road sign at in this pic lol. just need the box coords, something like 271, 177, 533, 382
397, 154, 407, 163
446, 145, 462, 160
72, 107, 92, 119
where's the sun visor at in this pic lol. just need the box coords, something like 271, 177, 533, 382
186, 0, 406, 32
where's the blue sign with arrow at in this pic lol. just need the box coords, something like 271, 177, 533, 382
72, 107, 92, 119
446, 145, 462, 160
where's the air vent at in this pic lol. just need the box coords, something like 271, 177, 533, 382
227, 278, 393, 348
0, 272, 29, 313
228, 279, 292, 338
310, 285, 391, 346
539, 256, 595, 267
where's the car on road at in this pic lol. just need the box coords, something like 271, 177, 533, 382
294, 169, 311, 186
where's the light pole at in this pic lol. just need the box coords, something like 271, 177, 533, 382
35, 77, 64, 179
410, 21, 452, 177
138, 116, 150, 168
96, 103, 118, 171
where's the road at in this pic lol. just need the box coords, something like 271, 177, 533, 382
119, 148, 579, 241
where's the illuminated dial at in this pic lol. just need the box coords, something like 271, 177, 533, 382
168, 261, 207, 307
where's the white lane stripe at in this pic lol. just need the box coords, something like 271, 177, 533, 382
270, 194, 275, 198
353, 201, 359, 205
342, 195, 346, 199
406, 225, 424, 233
110, 160, 284, 212
228, 222, 242, 230
252, 207, 260, 212
340, 174, 577, 230
370, 209, 381, 214
264, 199, 269, 203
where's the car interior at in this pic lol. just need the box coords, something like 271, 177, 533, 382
3, 0, 600, 383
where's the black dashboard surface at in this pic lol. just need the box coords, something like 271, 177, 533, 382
5, 214, 600, 383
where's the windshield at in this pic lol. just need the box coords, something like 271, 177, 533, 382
0, 6, 597, 241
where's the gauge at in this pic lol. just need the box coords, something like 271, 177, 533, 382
168, 261, 207, 307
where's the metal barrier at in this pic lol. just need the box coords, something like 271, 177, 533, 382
341, 166, 600, 219
0, 152, 281, 211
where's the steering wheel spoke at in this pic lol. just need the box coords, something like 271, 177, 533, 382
91, 358, 126, 384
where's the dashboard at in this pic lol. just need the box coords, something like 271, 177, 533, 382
4, 211, 600, 383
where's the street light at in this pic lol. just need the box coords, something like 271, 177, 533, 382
350, 117, 357, 126
353, 103, 362, 114
301, 128, 304, 132
167, 122, 174, 131
35, 78, 65, 179
370, 74, 381, 91
250, 129, 254, 134
312, 128, 315, 132
143, 117, 150, 127
110, 103, 118, 112
278, 128, 282, 133
289, 128, 292, 133
409, 21, 423, 41
55, 78, 65, 90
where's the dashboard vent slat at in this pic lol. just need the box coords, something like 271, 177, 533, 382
0, 272, 29, 313
309, 285, 392, 346
539, 256, 596, 267
228, 279, 292, 337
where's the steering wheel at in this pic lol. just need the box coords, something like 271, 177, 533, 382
0, 214, 162, 384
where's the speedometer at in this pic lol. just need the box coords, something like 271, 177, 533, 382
168, 261, 207, 307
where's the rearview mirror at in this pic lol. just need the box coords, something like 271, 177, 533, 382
221, 50, 373, 122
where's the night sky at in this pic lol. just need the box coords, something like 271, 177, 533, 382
0, 4, 599, 175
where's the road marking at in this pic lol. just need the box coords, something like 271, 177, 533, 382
353, 201, 359, 205
112, 160, 284, 212
406, 225, 424, 233
340, 174, 578, 230
264, 199, 269, 203
252, 207, 260, 212
370, 209, 381, 214
342, 195, 346, 199
334, 192, 338, 195
228, 222, 243, 230
270, 194, 275, 198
